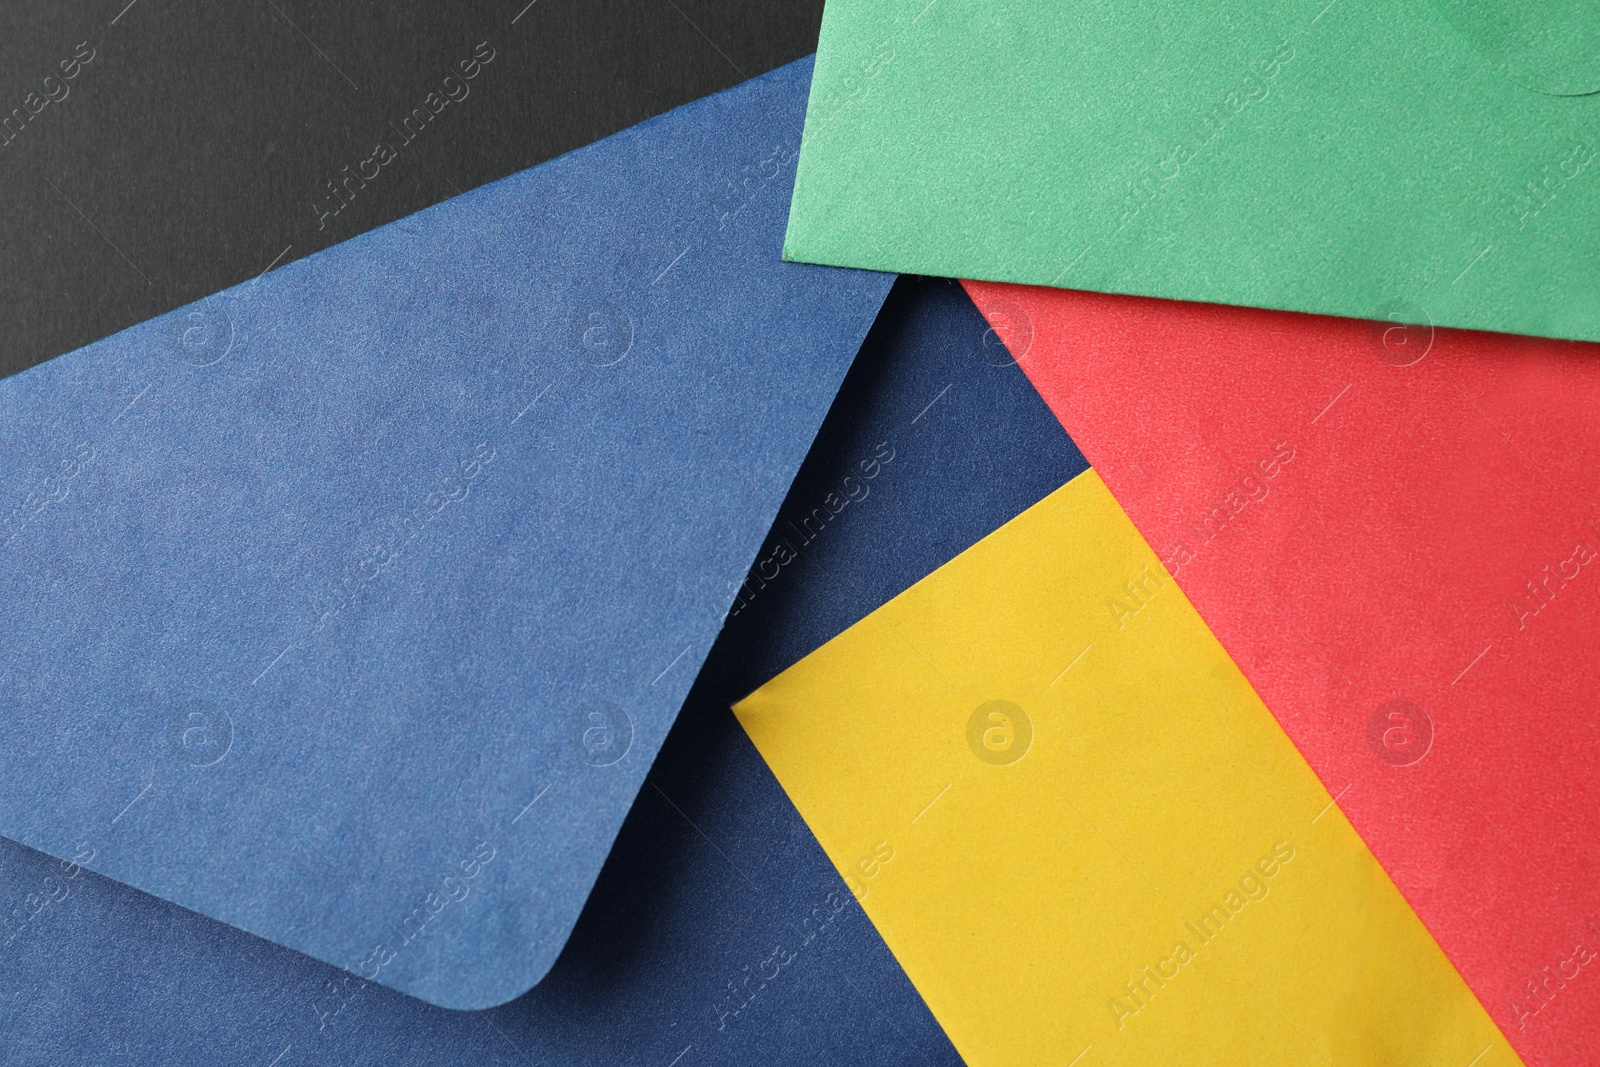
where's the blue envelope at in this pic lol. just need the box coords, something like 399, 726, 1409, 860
0, 57, 893, 1011
0, 276, 1074, 1064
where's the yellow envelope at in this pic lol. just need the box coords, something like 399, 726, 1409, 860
735, 470, 1514, 1066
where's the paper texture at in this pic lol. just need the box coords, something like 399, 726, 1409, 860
783, 0, 1600, 341
737, 471, 1516, 1066
0, 56, 892, 1009
0, 273, 1056, 1066
966, 278, 1599, 1065
4, 0, 830, 378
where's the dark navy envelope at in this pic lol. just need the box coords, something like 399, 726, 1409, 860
0, 57, 894, 1010
0, 276, 1074, 1066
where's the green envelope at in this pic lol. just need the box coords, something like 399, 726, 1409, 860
784, 0, 1600, 341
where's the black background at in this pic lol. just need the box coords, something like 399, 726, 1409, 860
0, 0, 824, 379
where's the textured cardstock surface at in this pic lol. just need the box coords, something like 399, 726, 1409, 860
783, 0, 1600, 341
0, 275, 1063, 1065
737, 471, 1515, 1067
1, 0, 829, 378
966, 278, 1600, 1065
0, 57, 893, 1010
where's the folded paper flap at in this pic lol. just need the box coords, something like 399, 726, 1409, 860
737, 473, 1516, 1065
0, 56, 896, 1010
714, 276, 1088, 702
965, 279, 1600, 1064
0, 273, 1060, 1067
786, 0, 1600, 341
1428, 0, 1600, 95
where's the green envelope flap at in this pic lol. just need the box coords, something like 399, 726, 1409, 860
784, 0, 1600, 341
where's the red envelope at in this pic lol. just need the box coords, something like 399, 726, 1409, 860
964, 280, 1600, 1066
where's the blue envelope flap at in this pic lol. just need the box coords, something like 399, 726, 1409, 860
0, 276, 1043, 1067
0, 56, 892, 1009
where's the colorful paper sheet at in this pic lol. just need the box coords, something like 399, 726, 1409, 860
0, 674, 958, 1066
4, 0, 830, 379
0, 57, 893, 1010
736, 471, 1515, 1066
783, 0, 1600, 341
965, 278, 1600, 1065
0, 273, 1065, 1066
